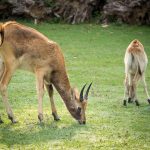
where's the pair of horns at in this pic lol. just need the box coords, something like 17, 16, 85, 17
80, 83, 92, 102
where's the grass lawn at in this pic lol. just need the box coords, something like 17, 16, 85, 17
0, 21, 150, 149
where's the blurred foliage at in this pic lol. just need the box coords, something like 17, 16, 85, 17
43, 0, 55, 7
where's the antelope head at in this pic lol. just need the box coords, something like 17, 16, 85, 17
71, 83, 92, 124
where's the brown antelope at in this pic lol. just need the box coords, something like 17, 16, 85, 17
0, 21, 92, 124
123, 39, 150, 106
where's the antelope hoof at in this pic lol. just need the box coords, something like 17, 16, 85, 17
38, 113, 43, 122
52, 112, 60, 121
8, 115, 17, 124
123, 100, 127, 106
12, 120, 17, 124
128, 97, 133, 103
135, 100, 140, 106
147, 99, 150, 104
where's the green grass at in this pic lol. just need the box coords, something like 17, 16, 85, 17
0, 21, 150, 149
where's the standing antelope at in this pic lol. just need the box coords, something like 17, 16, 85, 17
0, 21, 92, 124
123, 39, 150, 106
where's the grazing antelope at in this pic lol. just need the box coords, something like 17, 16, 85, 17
0, 21, 92, 124
123, 39, 150, 106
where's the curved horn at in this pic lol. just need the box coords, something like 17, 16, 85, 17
80, 84, 87, 102
0, 23, 4, 46
84, 82, 92, 100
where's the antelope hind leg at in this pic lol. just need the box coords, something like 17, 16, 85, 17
0, 66, 17, 123
141, 74, 150, 104
123, 76, 130, 106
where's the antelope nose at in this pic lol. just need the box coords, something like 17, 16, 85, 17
83, 121, 86, 124
78, 120, 86, 125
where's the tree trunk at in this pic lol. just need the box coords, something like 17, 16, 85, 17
52, 0, 99, 24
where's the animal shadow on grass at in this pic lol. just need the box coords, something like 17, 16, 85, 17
0, 121, 87, 147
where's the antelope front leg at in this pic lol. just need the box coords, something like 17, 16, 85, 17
36, 71, 45, 122
127, 74, 135, 104
132, 81, 139, 106
132, 74, 141, 106
45, 84, 60, 121
0, 67, 17, 123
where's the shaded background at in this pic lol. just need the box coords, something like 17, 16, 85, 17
0, 0, 150, 25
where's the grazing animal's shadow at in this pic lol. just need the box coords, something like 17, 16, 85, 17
0, 121, 87, 147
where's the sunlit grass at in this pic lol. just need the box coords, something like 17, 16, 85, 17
0, 21, 150, 149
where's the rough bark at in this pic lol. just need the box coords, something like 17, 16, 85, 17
0, 0, 52, 24
52, 0, 99, 24
102, 0, 150, 25
0, 0, 150, 25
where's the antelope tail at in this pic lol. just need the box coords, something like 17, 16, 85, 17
131, 53, 142, 82
0, 23, 4, 46
134, 53, 142, 76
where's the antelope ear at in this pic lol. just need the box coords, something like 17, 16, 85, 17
71, 87, 80, 100
74, 88, 80, 100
